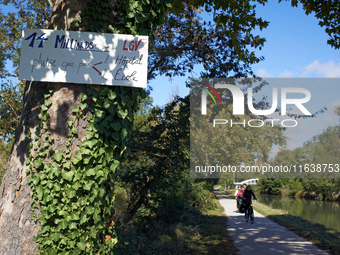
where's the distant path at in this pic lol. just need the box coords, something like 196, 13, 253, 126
214, 190, 329, 255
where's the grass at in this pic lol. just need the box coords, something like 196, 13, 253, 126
225, 189, 340, 255
120, 195, 239, 255
152, 198, 238, 255
224, 189, 236, 199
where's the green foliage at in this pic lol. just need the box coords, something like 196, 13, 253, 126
258, 178, 287, 195
80, 0, 170, 38
281, 0, 340, 49
25, 85, 143, 253
0, 82, 23, 139
273, 125, 340, 168
0, 0, 50, 78
148, 1, 269, 79
260, 124, 340, 199
0, 0, 50, 140
116, 96, 191, 222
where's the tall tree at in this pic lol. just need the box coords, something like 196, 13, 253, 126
0, 0, 169, 254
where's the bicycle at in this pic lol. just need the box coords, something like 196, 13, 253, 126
244, 200, 255, 224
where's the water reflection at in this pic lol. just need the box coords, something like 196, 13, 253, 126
257, 194, 340, 232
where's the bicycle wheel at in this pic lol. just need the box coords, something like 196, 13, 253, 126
245, 208, 249, 222
250, 206, 254, 224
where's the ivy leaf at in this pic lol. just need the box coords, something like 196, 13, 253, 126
108, 90, 116, 100
51, 232, 61, 242
118, 108, 128, 119
96, 170, 104, 178
36, 186, 44, 200
67, 119, 73, 128
95, 110, 105, 119
48, 205, 57, 213
85, 130, 94, 140
80, 213, 88, 224
127, 12, 135, 18
103, 99, 111, 109
63, 161, 71, 170
121, 128, 128, 139
69, 222, 77, 230
44, 99, 52, 107
111, 122, 121, 131
72, 127, 78, 135
112, 131, 120, 141
80, 93, 87, 101
68, 231, 79, 240
62, 171, 74, 182
53, 152, 64, 162
72, 105, 79, 114
79, 102, 87, 111
82, 139, 97, 149
110, 160, 120, 172
73, 172, 82, 182
43, 244, 54, 253
72, 157, 81, 165
33, 158, 43, 169
90, 228, 98, 239
80, 147, 91, 155
25, 159, 30, 165
85, 168, 96, 176
54, 183, 61, 192
83, 182, 92, 191
40, 104, 48, 112
77, 241, 86, 251
72, 182, 81, 191
70, 212, 80, 221
58, 220, 68, 230
66, 188, 76, 198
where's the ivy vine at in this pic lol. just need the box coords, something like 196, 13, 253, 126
25, 0, 170, 253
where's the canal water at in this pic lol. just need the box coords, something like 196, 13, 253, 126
256, 194, 340, 232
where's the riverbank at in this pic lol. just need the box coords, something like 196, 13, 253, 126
225, 189, 340, 255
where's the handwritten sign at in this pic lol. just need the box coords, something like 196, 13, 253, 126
19, 29, 148, 88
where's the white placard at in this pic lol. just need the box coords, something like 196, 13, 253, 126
19, 29, 148, 88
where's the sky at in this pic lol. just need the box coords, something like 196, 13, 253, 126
149, 1, 340, 156
150, 1, 340, 104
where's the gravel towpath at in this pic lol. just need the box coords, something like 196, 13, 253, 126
214, 190, 329, 255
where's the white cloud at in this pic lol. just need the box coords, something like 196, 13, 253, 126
256, 68, 272, 77
255, 60, 340, 78
301, 60, 340, 78
278, 70, 293, 78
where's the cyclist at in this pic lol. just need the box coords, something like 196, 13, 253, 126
235, 186, 242, 209
238, 185, 246, 212
243, 185, 257, 222
243, 185, 257, 202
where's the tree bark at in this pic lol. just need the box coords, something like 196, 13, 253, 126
0, 81, 41, 254
0, 0, 88, 253
0, 81, 90, 254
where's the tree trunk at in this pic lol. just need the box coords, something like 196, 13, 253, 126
0, 0, 168, 252
0, 1, 87, 253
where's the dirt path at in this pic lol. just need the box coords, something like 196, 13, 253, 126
214, 190, 329, 255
